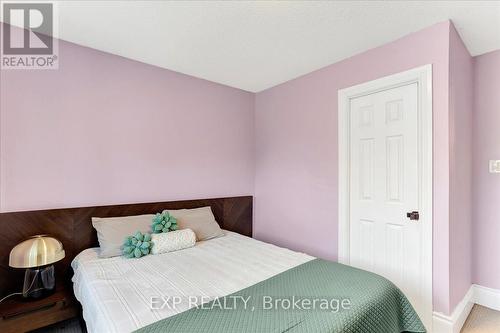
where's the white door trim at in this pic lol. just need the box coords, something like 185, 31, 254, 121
337, 65, 433, 329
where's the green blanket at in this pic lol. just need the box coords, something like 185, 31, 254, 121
136, 259, 426, 333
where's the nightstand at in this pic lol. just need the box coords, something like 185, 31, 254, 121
0, 285, 79, 333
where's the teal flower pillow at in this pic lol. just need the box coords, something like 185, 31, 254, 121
122, 231, 152, 258
152, 211, 178, 233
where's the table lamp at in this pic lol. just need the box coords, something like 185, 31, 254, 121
9, 235, 65, 298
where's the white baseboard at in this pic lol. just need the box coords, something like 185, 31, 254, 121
432, 286, 474, 333
473, 284, 500, 311
431, 284, 500, 333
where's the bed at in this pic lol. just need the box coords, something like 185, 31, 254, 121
72, 231, 425, 333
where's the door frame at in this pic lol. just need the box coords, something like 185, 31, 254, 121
337, 65, 433, 328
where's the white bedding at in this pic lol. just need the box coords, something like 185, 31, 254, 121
72, 231, 314, 333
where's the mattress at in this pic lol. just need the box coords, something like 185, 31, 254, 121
71, 231, 314, 333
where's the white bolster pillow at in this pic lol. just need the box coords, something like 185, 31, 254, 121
151, 229, 196, 255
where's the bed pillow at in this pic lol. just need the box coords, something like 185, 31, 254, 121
92, 214, 154, 258
164, 206, 224, 241
122, 231, 153, 258
152, 211, 178, 233
151, 229, 196, 255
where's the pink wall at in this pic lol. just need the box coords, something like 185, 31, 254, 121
472, 50, 500, 290
448, 24, 474, 311
0, 29, 255, 212
254, 21, 454, 313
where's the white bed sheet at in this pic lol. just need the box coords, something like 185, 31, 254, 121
72, 231, 314, 333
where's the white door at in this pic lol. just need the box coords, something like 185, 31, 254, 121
349, 83, 424, 318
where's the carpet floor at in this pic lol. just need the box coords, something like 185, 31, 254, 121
461, 304, 500, 333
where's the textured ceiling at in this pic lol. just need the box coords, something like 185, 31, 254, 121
6, 1, 500, 92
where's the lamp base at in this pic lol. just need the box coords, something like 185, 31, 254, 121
23, 265, 56, 299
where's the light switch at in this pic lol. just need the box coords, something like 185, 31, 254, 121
490, 160, 500, 173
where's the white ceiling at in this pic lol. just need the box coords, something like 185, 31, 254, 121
8, 1, 500, 92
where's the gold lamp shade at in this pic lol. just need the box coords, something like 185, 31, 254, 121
9, 235, 65, 268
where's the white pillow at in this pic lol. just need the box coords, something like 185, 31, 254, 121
164, 206, 224, 241
92, 214, 153, 258
151, 229, 196, 255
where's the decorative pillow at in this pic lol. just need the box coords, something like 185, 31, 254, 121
92, 214, 154, 258
164, 206, 224, 241
152, 211, 178, 233
122, 231, 152, 258
151, 229, 196, 255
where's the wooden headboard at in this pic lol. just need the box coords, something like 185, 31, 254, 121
0, 196, 252, 295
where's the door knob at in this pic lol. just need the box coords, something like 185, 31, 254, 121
407, 211, 419, 221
